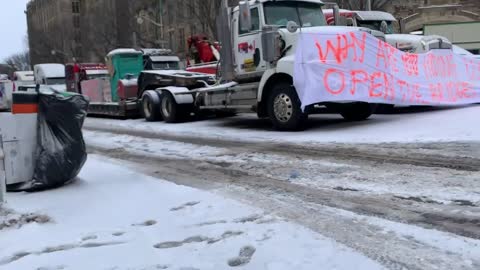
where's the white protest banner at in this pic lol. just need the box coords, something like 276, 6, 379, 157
293, 27, 480, 109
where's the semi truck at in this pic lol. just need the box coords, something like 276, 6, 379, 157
324, 9, 396, 33
33, 64, 67, 92
136, 0, 385, 131
78, 49, 143, 117
73, 48, 181, 118
141, 48, 181, 70
12, 71, 34, 92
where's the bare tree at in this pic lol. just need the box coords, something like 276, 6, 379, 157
4, 51, 31, 71
185, 0, 220, 38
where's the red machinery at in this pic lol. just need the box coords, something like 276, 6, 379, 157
186, 34, 220, 75
65, 63, 109, 93
323, 9, 355, 25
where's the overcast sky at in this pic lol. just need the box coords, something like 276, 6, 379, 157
0, 0, 30, 62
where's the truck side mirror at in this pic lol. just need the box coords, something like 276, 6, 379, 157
286, 21, 299, 33
380, 21, 388, 34
346, 18, 355, 26
239, 1, 252, 32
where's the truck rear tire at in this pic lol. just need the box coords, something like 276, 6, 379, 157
142, 90, 162, 122
267, 83, 307, 131
159, 91, 191, 123
331, 102, 374, 121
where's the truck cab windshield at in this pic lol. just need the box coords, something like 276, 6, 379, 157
86, 73, 109, 80
45, 77, 66, 85
264, 1, 326, 28
151, 61, 180, 70
357, 21, 394, 34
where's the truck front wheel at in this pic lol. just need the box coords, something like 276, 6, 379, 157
142, 90, 162, 122
267, 83, 307, 131
159, 91, 191, 123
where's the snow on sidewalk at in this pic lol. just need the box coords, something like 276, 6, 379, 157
84, 105, 480, 144
0, 156, 384, 270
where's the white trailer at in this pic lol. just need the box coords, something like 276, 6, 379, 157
138, 0, 385, 131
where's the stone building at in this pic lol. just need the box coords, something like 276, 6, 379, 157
387, 0, 480, 33
334, 0, 480, 33
26, 0, 80, 65
26, 0, 216, 64
26, 0, 480, 65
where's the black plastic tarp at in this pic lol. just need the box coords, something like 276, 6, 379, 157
19, 91, 89, 192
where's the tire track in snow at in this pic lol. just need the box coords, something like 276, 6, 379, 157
87, 146, 480, 270
83, 125, 480, 172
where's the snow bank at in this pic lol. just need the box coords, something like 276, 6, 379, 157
84, 105, 480, 144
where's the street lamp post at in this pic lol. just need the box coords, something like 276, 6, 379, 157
51, 49, 75, 62
366, 0, 372, 11
136, 14, 168, 48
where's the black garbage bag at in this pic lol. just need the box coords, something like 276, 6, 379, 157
21, 91, 89, 192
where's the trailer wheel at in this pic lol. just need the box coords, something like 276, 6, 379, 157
159, 91, 190, 123
142, 90, 162, 122
331, 102, 374, 121
267, 83, 307, 131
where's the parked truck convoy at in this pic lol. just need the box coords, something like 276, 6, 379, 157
323, 9, 453, 53
135, 0, 386, 131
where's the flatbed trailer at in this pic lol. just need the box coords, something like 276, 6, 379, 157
87, 101, 140, 118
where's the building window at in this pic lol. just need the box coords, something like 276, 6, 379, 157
74, 32, 81, 43
189, 0, 195, 17
73, 15, 80, 28
168, 3, 174, 25
191, 24, 197, 35
169, 31, 175, 51
72, 1, 80, 13
178, 28, 185, 52
176, 1, 183, 20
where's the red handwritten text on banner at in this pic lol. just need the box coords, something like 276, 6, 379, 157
294, 28, 480, 108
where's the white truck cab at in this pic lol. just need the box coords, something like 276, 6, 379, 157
34, 63, 67, 91
140, 0, 383, 131
386, 34, 452, 53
